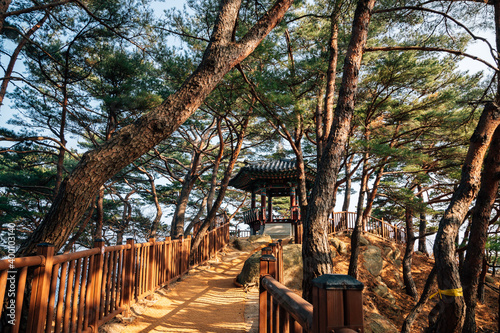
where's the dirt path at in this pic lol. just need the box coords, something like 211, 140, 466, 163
101, 248, 257, 333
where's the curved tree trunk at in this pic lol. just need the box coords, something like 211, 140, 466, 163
461, 126, 500, 333
431, 102, 500, 333
144, 172, 162, 239
95, 186, 105, 239
348, 150, 368, 278
402, 205, 418, 299
342, 154, 354, 212
319, 0, 343, 158
17, 0, 294, 256
207, 118, 224, 214
401, 266, 437, 333
302, 0, 376, 302
417, 184, 428, 254
171, 150, 201, 238
185, 195, 208, 236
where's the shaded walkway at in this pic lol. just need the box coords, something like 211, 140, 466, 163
103, 249, 254, 333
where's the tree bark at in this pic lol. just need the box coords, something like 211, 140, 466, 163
302, 0, 376, 302
417, 184, 428, 254
461, 126, 500, 333
17, 0, 294, 256
145, 172, 162, 239
348, 150, 368, 278
62, 204, 95, 253
431, 102, 500, 333
0, 0, 12, 33
401, 266, 437, 333
171, 150, 202, 238
207, 118, 224, 214
319, 0, 343, 158
403, 205, 418, 299
95, 186, 105, 239
342, 154, 354, 212
185, 195, 208, 235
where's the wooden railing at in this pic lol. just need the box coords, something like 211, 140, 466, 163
230, 229, 251, 238
259, 241, 364, 333
329, 211, 406, 243
0, 222, 230, 333
243, 207, 261, 224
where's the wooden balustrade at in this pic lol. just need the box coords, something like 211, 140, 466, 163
0, 222, 230, 333
259, 242, 364, 333
330, 211, 406, 243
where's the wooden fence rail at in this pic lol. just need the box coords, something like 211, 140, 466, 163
259, 241, 365, 333
329, 211, 406, 243
0, 222, 230, 333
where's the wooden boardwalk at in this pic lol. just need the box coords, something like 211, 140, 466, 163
102, 248, 255, 333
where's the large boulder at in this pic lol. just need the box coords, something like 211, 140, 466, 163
364, 312, 398, 333
234, 238, 255, 251
236, 244, 303, 289
362, 245, 383, 277
329, 237, 348, 255
359, 235, 370, 246
234, 234, 272, 251
236, 252, 261, 285
248, 234, 272, 244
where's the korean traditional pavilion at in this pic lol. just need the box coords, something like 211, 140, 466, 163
228, 159, 316, 241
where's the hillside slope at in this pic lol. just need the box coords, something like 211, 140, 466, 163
329, 233, 498, 332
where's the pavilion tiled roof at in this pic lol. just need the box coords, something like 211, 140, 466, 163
228, 159, 317, 191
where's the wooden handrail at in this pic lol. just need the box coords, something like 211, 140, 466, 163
0, 222, 231, 333
261, 275, 313, 331
259, 242, 365, 333
0, 254, 45, 270
330, 211, 406, 243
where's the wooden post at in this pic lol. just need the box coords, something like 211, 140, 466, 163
147, 238, 155, 299
165, 237, 171, 284
311, 274, 364, 333
26, 243, 54, 332
259, 254, 277, 333
90, 239, 105, 333
277, 240, 284, 283
122, 239, 135, 318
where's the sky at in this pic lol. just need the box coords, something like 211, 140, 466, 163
0, 1, 497, 237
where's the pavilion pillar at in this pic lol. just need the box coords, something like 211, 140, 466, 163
260, 188, 267, 223
290, 186, 297, 220
268, 189, 273, 222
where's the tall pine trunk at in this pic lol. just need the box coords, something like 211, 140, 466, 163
402, 205, 417, 299
302, 0, 376, 301
171, 150, 201, 238
430, 102, 499, 333
461, 126, 500, 333
348, 150, 368, 278
417, 184, 428, 254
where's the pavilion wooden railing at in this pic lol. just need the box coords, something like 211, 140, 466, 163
259, 241, 365, 333
329, 211, 406, 243
243, 207, 261, 224
0, 222, 230, 333
230, 229, 251, 238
